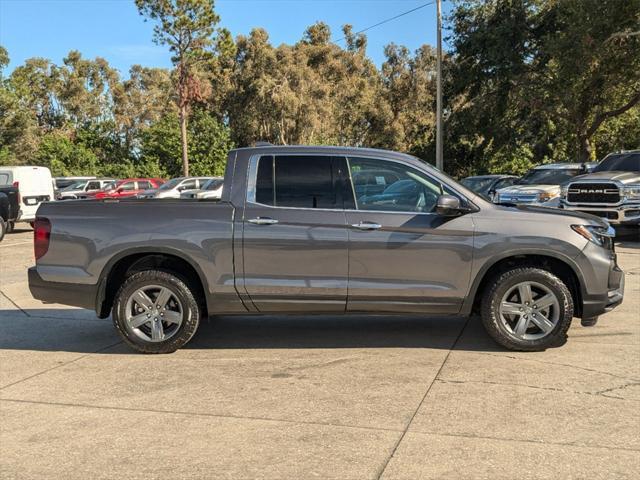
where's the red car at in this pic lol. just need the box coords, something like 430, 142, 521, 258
93, 178, 165, 199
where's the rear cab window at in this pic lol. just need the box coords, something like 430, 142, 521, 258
254, 155, 346, 209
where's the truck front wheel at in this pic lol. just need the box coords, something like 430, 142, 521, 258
481, 267, 574, 351
112, 270, 201, 354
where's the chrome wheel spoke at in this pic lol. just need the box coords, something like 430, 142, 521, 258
163, 310, 182, 324
518, 283, 533, 304
132, 290, 154, 310
155, 287, 172, 309
514, 315, 530, 336
530, 313, 554, 333
501, 301, 522, 316
151, 319, 164, 341
129, 313, 150, 328
535, 294, 556, 310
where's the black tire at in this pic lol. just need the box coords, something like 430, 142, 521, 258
0, 218, 5, 242
6, 221, 14, 233
481, 267, 573, 351
113, 270, 201, 354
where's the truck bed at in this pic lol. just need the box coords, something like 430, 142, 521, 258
32, 198, 241, 313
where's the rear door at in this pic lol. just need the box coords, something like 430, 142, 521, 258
344, 156, 474, 314
241, 154, 349, 312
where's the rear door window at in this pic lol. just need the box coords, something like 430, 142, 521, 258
254, 155, 340, 209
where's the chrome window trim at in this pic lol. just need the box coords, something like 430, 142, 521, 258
245, 153, 474, 217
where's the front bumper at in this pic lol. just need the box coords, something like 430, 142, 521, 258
560, 202, 640, 225
28, 267, 98, 310
580, 259, 625, 318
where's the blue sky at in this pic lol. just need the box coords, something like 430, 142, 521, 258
0, 0, 453, 77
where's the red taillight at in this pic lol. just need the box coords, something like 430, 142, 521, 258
13, 181, 20, 205
34, 217, 51, 260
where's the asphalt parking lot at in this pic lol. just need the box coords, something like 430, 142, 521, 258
1, 226, 639, 479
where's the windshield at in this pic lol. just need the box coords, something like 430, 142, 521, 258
594, 153, 640, 172
460, 177, 495, 194
61, 181, 86, 191
158, 178, 182, 191
519, 168, 582, 185
203, 179, 224, 191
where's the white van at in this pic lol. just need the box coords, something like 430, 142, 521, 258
0, 166, 55, 227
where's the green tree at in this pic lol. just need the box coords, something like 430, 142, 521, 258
140, 108, 232, 177
136, 0, 221, 176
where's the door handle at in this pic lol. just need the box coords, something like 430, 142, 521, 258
248, 217, 279, 225
351, 221, 382, 230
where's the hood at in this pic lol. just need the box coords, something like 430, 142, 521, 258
568, 171, 640, 184
493, 203, 609, 228
497, 184, 560, 195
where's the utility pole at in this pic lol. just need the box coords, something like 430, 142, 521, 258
436, 0, 443, 171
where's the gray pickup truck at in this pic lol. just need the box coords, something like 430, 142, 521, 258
29, 146, 624, 353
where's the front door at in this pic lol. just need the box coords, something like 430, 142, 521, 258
344, 156, 475, 314
241, 154, 349, 312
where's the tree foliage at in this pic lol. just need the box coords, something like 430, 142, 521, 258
0, 0, 638, 180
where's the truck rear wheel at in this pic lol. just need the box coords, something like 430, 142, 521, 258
481, 267, 573, 351
112, 270, 201, 354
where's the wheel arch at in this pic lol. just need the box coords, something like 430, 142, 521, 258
463, 250, 586, 318
96, 247, 210, 318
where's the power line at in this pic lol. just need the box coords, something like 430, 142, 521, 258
333, 1, 436, 44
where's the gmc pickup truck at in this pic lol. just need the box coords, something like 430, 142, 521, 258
29, 146, 624, 353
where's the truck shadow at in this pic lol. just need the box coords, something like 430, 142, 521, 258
0, 310, 507, 353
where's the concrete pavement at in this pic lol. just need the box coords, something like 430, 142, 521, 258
1, 226, 638, 479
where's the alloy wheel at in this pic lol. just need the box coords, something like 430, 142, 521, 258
499, 281, 560, 341
124, 285, 183, 342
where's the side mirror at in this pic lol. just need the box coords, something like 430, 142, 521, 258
436, 194, 463, 217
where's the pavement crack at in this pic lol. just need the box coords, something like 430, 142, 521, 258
0, 397, 403, 434
0, 340, 123, 391
409, 430, 640, 453
592, 381, 640, 396
435, 378, 640, 402
477, 352, 640, 383
374, 316, 471, 480
0, 290, 31, 317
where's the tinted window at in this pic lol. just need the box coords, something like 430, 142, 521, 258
460, 177, 495, 195
119, 182, 136, 191
255, 156, 274, 205
255, 155, 337, 209
594, 153, 640, 172
138, 181, 152, 190
493, 178, 517, 190
519, 168, 582, 185
86, 181, 101, 190
178, 179, 197, 191
348, 157, 444, 213
204, 179, 224, 191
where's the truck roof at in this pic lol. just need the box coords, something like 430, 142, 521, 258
231, 145, 425, 163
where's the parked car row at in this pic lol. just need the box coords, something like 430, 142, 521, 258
460, 150, 639, 226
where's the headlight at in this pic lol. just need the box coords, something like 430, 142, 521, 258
560, 185, 569, 198
623, 184, 640, 200
571, 224, 615, 247
538, 192, 558, 202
